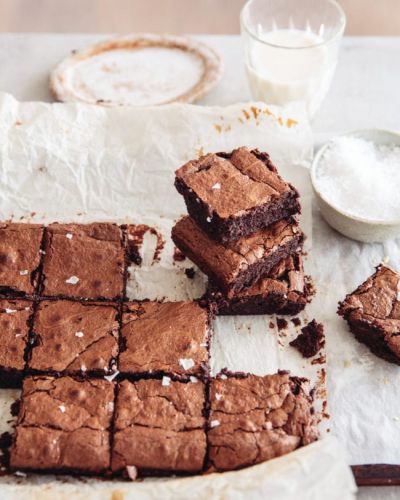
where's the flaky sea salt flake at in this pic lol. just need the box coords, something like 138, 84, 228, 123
19, 270, 28, 276
210, 420, 220, 428
162, 376, 171, 386
65, 275, 79, 285
179, 358, 194, 370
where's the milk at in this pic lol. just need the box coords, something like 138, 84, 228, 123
245, 29, 336, 117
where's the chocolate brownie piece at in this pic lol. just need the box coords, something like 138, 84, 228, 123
28, 300, 119, 376
41, 223, 124, 300
10, 376, 115, 474
111, 378, 206, 474
119, 301, 210, 379
175, 147, 301, 243
290, 320, 325, 358
207, 372, 318, 472
172, 216, 303, 297
207, 253, 313, 315
338, 265, 400, 364
0, 300, 33, 387
0, 223, 43, 297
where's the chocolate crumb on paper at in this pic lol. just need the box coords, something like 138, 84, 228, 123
290, 320, 325, 358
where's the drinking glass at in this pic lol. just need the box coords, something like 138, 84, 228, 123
240, 0, 346, 117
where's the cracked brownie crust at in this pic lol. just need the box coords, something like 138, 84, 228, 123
0, 223, 43, 297
175, 147, 300, 243
207, 372, 318, 472
119, 301, 210, 379
206, 253, 313, 315
28, 300, 119, 376
10, 376, 115, 473
41, 223, 125, 300
0, 299, 33, 387
112, 378, 206, 474
338, 265, 400, 364
172, 216, 303, 297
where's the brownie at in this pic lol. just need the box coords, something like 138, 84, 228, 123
207, 372, 318, 472
0, 223, 43, 297
10, 376, 115, 474
206, 253, 313, 315
41, 223, 124, 300
0, 300, 33, 387
290, 320, 325, 358
172, 216, 304, 297
28, 300, 119, 376
112, 378, 206, 474
175, 147, 300, 243
338, 265, 400, 364
119, 301, 210, 379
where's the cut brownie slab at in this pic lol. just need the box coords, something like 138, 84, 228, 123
175, 147, 300, 243
28, 300, 119, 376
338, 265, 400, 364
119, 301, 210, 379
172, 216, 303, 297
10, 376, 115, 474
41, 223, 124, 300
206, 253, 313, 315
0, 223, 43, 297
112, 378, 206, 474
207, 372, 318, 472
0, 299, 33, 387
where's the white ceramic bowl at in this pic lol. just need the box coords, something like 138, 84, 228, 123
310, 129, 400, 243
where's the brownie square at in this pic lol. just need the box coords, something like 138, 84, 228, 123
28, 300, 119, 376
207, 372, 318, 472
0, 223, 43, 297
10, 376, 115, 474
41, 223, 124, 300
119, 301, 210, 379
207, 253, 313, 315
172, 216, 303, 297
112, 378, 206, 474
0, 299, 33, 387
338, 265, 400, 364
175, 147, 300, 243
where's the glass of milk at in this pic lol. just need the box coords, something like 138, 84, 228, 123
240, 0, 346, 117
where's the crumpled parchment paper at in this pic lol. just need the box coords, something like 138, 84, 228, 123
0, 92, 355, 498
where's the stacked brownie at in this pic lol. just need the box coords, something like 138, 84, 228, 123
172, 147, 312, 315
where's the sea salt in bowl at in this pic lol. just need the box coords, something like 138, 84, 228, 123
311, 129, 400, 243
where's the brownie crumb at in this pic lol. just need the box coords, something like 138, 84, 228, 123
10, 399, 20, 417
276, 318, 288, 331
269, 321, 275, 329
173, 247, 186, 262
290, 320, 325, 358
184, 268, 195, 279
291, 317, 301, 327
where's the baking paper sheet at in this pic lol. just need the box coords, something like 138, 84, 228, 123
0, 92, 354, 497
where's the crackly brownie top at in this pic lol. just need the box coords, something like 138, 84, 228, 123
112, 379, 206, 472
0, 223, 43, 295
0, 300, 32, 370
339, 265, 400, 330
115, 379, 205, 432
42, 223, 124, 299
173, 216, 302, 283
17, 376, 115, 431
176, 147, 294, 219
290, 320, 325, 358
29, 300, 119, 373
119, 301, 209, 377
208, 372, 318, 471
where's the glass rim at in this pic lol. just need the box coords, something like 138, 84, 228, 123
240, 0, 347, 50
